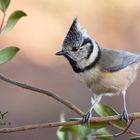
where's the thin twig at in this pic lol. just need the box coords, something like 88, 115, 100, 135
0, 73, 84, 116
91, 120, 133, 139
0, 11, 6, 33
127, 131, 140, 136
0, 113, 140, 133
113, 120, 133, 137
109, 121, 140, 136
0, 73, 140, 136
0, 120, 81, 133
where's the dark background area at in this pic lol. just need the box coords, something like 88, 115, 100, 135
0, 0, 140, 139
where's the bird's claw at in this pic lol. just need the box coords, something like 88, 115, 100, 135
121, 109, 129, 122
82, 110, 92, 125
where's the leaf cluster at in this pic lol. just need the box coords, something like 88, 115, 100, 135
0, 0, 26, 64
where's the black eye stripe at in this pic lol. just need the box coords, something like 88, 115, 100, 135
81, 38, 92, 46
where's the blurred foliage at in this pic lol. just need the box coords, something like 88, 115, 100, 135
130, 136, 140, 140
0, 0, 26, 64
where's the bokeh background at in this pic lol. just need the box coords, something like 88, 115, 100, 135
0, 0, 140, 139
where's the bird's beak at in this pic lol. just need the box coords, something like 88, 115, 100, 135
56, 50, 65, 56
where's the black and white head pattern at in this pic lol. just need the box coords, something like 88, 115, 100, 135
60, 18, 101, 73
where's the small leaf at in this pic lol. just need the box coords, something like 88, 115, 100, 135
60, 125, 97, 139
84, 127, 95, 137
94, 103, 118, 116
1, 10, 27, 34
0, 47, 19, 64
130, 136, 140, 140
57, 129, 70, 140
0, 0, 10, 12
60, 125, 84, 138
95, 128, 112, 140
94, 103, 127, 129
90, 122, 109, 129
57, 113, 71, 140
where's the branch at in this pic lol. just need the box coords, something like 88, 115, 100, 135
110, 121, 140, 136
0, 73, 140, 136
0, 11, 6, 33
0, 112, 140, 133
91, 120, 133, 139
0, 73, 84, 116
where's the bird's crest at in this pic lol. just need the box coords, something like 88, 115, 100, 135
63, 18, 87, 48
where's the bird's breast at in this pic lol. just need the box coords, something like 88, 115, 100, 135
76, 62, 140, 95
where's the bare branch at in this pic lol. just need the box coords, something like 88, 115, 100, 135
91, 120, 133, 139
0, 73, 84, 116
0, 11, 6, 33
109, 121, 140, 136
0, 112, 140, 133
0, 73, 140, 136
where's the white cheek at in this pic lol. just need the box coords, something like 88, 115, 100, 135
77, 42, 99, 69
88, 42, 99, 64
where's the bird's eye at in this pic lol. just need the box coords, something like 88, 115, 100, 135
72, 47, 78, 52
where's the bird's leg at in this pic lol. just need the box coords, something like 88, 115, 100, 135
121, 91, 129, 122
82, 95, 102, 124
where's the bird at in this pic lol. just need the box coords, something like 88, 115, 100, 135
56, 18, 140, 123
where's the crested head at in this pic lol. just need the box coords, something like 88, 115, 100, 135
62, 18, 88, 50
56, 18, 101, 73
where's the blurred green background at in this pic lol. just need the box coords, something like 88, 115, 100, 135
0, 0, 140, 139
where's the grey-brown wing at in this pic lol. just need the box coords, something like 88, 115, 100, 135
98, 48, 140, 72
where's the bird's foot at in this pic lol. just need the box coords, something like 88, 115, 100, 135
82, 110, 92, 125
121, 109, 129, 122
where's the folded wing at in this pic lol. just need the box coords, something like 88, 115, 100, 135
98, 48, 140, 72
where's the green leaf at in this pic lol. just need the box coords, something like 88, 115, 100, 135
61, 124, 104, 138
57, 113, 71, 140
0, 47, 19, 64
94, 103, 127, 129
0, 0, 10, 12
57, 129, 70, 140
94, 128, 112, 140
90, 122, 109, 129
130, 136, 140, 140
94, 103, 118, 116
60, 125, 96, 139
84, 127, 95, 137
60, 125, 85, 138
1, 10, 27, 34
